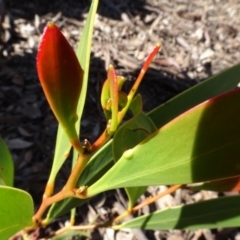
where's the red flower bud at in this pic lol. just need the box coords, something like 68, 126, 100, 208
37, 22, 83, 152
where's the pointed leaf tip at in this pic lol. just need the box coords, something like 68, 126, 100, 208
47, 21, 55, 28
37, 22, 83, 151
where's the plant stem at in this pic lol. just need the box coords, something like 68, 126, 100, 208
54, 224, 97, 236
33, 189, 75, 223
65, 128, 112, 191
34, 129, 111, 223
118, 43, 161, 123
108, 65, 119, 133
112, 184, 182, 224
71, 138, 84, 154
91, 129, 110, 152
43, 182, 54, 198
64, 153, 90, 191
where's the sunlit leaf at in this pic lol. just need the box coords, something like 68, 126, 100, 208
116, 195, 240, 230
86, 88, 240, 196
76, 0, 99, 132
149, 64, 240, 128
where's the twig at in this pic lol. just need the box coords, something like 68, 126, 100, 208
112, 184, 182, 224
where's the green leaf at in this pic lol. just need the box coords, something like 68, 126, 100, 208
113, 112, 157, 162
76, 0, 99, 132
69, 146, 79, 225
114, 94, 156, 208
101, 76, 127, 120
47, 128, 71, 193
86, 88, 240, 196
46, 0, 99, 188
148, 64, 240, 128
113, 112, 157, 208
0, 137, 13, 186
45, 140, 114, 222
125, 186, 146, 209
129, 94, 143, 117
78, 141, 114, 186
0, 186, 33, 239
116, 195, 240, 230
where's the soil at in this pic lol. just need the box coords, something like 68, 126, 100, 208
1, 0, 240, 239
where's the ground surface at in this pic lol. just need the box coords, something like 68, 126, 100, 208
1, 0, 240, 239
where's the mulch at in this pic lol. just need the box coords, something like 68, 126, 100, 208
1, 0, 240, 239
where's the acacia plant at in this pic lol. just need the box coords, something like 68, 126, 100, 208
1, 0, 240, 239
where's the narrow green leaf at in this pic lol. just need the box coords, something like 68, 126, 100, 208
125, 187, 146, 209
129, 94, 143, 116
116, 195, 240, 230
86, 88, 240, 196
0, 186, 33, 239
78, 141, 114, 186
69, 147, 79, 225
0, 137, 13, 186
76, 0, 99, 133
47, 128, 71, 190
149, 64, 240, 128
45, 140, 114, 222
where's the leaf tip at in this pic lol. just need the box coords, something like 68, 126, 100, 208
156, 43, 161, 49
108, 64, 114, 70
47, 21, 55, 28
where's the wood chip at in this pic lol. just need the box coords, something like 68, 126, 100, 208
7, 138, 33, 149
